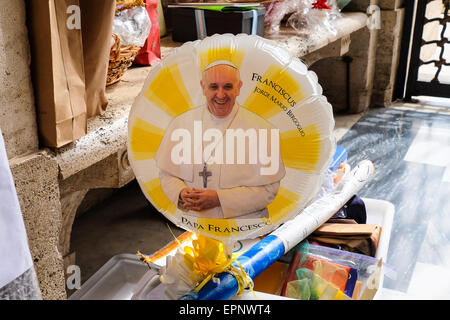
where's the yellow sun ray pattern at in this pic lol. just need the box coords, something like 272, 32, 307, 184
127, 34, 336, 241
196, 217, 240, 237
280, 124, 321, 172
243, 63, 307, 119
144, 63, 194, 118
143, 178, 177, 215
198, 46, 246, 73
129, 117, 165, 161
267, 186, 301, 223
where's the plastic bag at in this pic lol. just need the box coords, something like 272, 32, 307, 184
314, 145, 349, 201
314, 169, 335, 200
133, 0, 161, 66
0, 267, 42, 300
282, 241, 396, 300
113, 5, 151, 47
264, 0, 342, 36
287, 0, 341, 37
263, 0, 303, 34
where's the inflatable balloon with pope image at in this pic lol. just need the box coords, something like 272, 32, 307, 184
128, 34, 335, 243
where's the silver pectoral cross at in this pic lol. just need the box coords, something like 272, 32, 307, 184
199, 163, 212, 188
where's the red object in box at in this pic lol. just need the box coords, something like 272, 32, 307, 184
134, 0, 161, 66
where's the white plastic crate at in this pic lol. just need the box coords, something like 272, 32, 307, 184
69, 198, 394, 300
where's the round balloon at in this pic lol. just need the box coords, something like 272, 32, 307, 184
128, 33, 335, 242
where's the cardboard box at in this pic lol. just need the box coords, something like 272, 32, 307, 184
170, 7, 266, 42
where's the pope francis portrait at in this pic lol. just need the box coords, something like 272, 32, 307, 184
155, 60, 286, 219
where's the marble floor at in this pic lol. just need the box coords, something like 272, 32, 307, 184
337, 99, 450, 299
70, 98, 450, 300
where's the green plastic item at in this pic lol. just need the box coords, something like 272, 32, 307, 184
286, 279, 311, 300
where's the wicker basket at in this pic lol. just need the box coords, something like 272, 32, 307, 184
106, 34, 141, 86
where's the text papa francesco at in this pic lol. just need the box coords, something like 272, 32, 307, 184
170, 122, 280, 175
181, 217, 271, 233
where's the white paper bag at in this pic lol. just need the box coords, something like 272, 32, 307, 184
0, 129, 33, 289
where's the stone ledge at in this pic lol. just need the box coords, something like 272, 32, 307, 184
56, 67, 150, 180
264, 12, 367, 59
9, 151, 66, 300
55, 36, 177, 180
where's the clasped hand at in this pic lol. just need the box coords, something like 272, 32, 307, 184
179, 188, 220, 212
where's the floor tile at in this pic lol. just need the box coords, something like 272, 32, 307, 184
406, 262, 450, 299
337, 107, 450, 293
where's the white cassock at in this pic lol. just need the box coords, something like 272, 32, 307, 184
0, 129, 34, 290
155, 103, 286, 219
